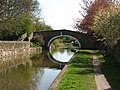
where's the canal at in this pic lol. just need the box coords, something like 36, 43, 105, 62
0, 48, 74, 90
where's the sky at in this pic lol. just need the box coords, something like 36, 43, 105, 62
38, 0, 83, 30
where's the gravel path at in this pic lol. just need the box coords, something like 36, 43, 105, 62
92, 54, 112, 90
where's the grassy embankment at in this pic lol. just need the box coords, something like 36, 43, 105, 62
57, 50, 120, 90
96, 52, 120, 90
57, 50, 97, 90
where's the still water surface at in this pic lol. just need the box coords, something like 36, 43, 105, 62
0, 48, 74, 90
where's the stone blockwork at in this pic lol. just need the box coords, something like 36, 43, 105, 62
34, 29, 98, 50
0, 41, 38, 57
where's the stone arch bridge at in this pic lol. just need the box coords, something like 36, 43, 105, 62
33, 29, 98, 50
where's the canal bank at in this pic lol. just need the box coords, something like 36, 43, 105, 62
49, 50, 97, 90
0, 50, 60, 90
49, 50, 113, 90
49, 50, 76, 90
0, 41, 42, 57
0, 47, 74, 90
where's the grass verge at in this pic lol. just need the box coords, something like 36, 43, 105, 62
96, 52, 120, 90
57, 50, 97, 90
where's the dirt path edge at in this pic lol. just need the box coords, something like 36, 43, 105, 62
92, 53, 112, 90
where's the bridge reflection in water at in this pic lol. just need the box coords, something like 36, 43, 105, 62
0, 50, 66, 90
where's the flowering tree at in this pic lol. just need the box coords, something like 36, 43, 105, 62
75, 0, 120, 51
91, 1, 120, 49
75, 0, 110, 34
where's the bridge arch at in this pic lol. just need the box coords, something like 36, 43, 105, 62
33, 30, 98, 50
47, 35, 81, 49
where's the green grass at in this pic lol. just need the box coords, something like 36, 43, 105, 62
96, 52, 120, 90
57, 50, 97, 90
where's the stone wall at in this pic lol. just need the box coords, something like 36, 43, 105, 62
0, 41, 31, 57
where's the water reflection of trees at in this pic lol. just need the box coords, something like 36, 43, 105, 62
0, 51, 62, 90
50, 37, 80, 50
31, 51, 63, 68
0, 64, 44, 90
0, 52, 44, 90
0, 53, 32, 72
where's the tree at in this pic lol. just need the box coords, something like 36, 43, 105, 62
39, 21, 53, 30
0, 0, 40, 22
75, 0, 120, 52
91, 2, 120, 49
75, 0, 110, 34
34, 18, 53, 31
0, 0, 40, 40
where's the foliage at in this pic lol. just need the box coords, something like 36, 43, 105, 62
75, 0, 110, 34
91, 1, 120, 49
50, 38, 64, 49
20, 15, 36, 35
31, 34, 45, 46
0, 0, 40, 20
0, 14, 36, 40
0, 0, 52, 40
75, 0, 120, 51
0, 0, 40, 40
31, 18, 53, 46
34, 18, 53, 31
38, 20, 53, 30
57, 50, 97, 90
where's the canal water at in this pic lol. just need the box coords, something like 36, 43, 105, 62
0, 48, 74, 90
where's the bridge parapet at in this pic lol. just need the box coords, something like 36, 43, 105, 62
33, 30, 98, 50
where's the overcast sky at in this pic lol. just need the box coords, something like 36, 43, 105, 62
38, 0, 83, 30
